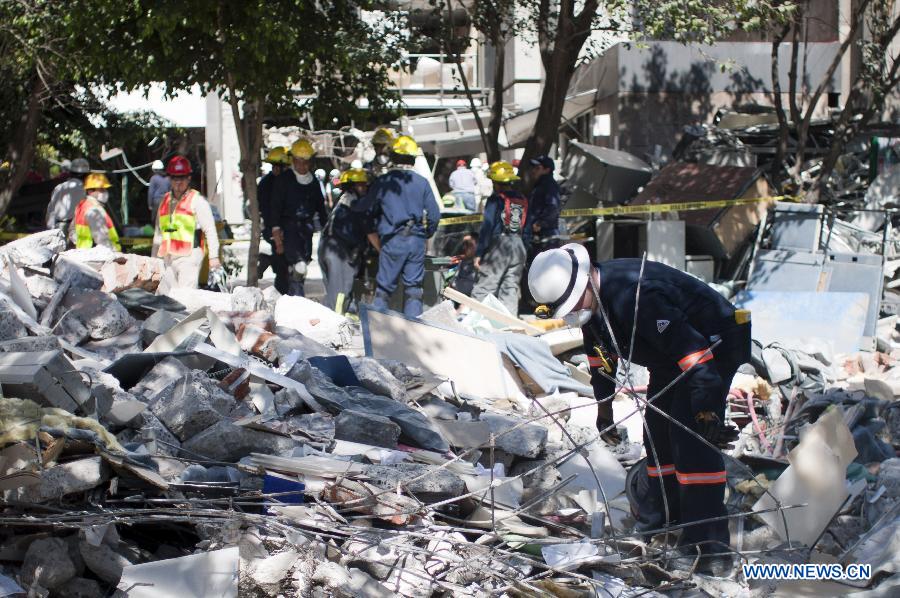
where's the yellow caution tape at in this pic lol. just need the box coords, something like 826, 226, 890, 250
437, 195, 799, 227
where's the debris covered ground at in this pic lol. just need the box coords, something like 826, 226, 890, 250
1, 227, 900, 597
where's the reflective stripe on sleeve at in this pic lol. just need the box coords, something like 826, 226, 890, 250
677, 349, 713, 372
676, 470, 727, 485
647, 464, 676, 477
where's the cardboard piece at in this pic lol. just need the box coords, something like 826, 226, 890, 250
753, 407, 858, 546
442, 287, 542, 335
117, 546, 239, 598
361, 306, 511, 400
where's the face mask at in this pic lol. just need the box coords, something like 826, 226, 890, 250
563, 309, 592, 328
94, 191, 109, 203
294, 171, 313, 185
376, 154, 390, 165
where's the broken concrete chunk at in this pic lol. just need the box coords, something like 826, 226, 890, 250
348, 356, 408, 402
79, 538, 132, 585
481, 414, 548, 458
0, 350, 91, 413
0, 229, 66, 267
182, 420, 296, 462
129, 357, 192, 399
17, 456, 108, 503
58, 288, 133, 340
246, 550, 299, 597
100, 253, 164, 293
231, 286, 266, 312
0, 304, 27, 341
21, 537, 77, 590
237, 323, 279, 362
0, 335, 61, 353
53, 254, 103, 290
366, 462, 466, 503
335, 409, 402, 449
150, 371, 235, 442
23, 272, 59, 305
139, 310, 184, 347
54, 311, 91, 345
56, 577, 104, 598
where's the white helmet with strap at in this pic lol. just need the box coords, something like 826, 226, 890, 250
528, 243, 592, 319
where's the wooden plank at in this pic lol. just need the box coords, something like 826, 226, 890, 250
442, 287, 542, 335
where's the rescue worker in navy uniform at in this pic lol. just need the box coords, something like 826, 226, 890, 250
318, 168, 372, 313
270, 139, 328, 296
359, 134, 440, 318
523, 155, 561, 256
470, 161, 528, 315
257, 146, 290, 278
528, 245, 750, 576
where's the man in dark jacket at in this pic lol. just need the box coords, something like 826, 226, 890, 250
357, 135, 440, 318
257, 146, 289, 278
529, 245, 751, 576
270, 139, 328, 296
523, 155, 561, 252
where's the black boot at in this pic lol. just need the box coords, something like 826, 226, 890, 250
667, 540, 734, 577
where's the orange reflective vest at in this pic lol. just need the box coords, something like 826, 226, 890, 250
73, 198, 120, 251
157, 190, 200, 257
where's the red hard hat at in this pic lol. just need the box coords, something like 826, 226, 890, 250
166, 155, 192, 176
456, 159, 466, 167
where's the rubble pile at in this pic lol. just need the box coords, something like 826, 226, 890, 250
0, 229, 899, 596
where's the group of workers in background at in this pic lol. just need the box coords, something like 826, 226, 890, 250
42, 128, 564, 318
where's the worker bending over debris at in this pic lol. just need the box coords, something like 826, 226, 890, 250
318, 168, 372, 313
153, 156, 221, 294
270, 139, 328, 296
529, 245, 751, 576
471, 161, 528, 315
358, 135, 440, 318
71, 173, 121, 251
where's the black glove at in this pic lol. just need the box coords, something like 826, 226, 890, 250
694, 411, 739, 449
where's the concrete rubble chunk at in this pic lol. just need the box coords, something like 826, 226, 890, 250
0, 304, 27, 341
17, 456, 108, 503
237, 323, 279, 362
217, 310, 275, 334
231, 286, 266, 312
366, 462, 466, 503
246, 550, 299, 597
52, 254, 104, 290
0, 335, 61, 353
79, 538, 132, 585
182, 420, 296, 462
21, 537, 77, 591
335, 409, 402, 449
129, 356, 192, 399
0, 350, 91, 413
100, 253, 165, 293
481, 413, 549, 458
57, 288, 133, 340
56, 577, 104, 598
23, 272, 59, 306
348, 356, 408, 402
0, 229, 66, 267
149, 371, 235, 441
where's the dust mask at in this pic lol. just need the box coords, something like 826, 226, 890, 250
563, 309, 592, 328
294, 170, 313, 185
94, 191, 109, 204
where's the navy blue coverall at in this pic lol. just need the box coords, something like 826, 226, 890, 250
257, 169, 284, 243
318, 191, 370, 312
523, 173, 561, 248
358, 167, 440, 318
582, 259, 751, 549
270, 171, 328, 296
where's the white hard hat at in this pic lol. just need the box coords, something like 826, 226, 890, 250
70, 158, 90, 174
314, 168, 326, 180
329, 168, 340, 177
528, 243, 592, 319
350, 159, 363, 169
470, 157, 482, 169
152, 159, 165, 171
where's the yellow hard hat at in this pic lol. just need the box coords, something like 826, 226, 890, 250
487, 161, 520, 183
341, 168, 368, 184
84, 172, 112, 190
392, 135, 419, 157
290, 139, 315, 160
265, 146, 290, 165
372, 127, 395, 146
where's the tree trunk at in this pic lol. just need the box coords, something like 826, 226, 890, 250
485, 34, 505, 163
0, 72, 45, 218
771, 25, 791, 190
225, 86, 264, 287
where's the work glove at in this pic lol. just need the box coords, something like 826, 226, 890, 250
272, 228, 285, 255
207, 266, 228, 293
694, 411, 739, 450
